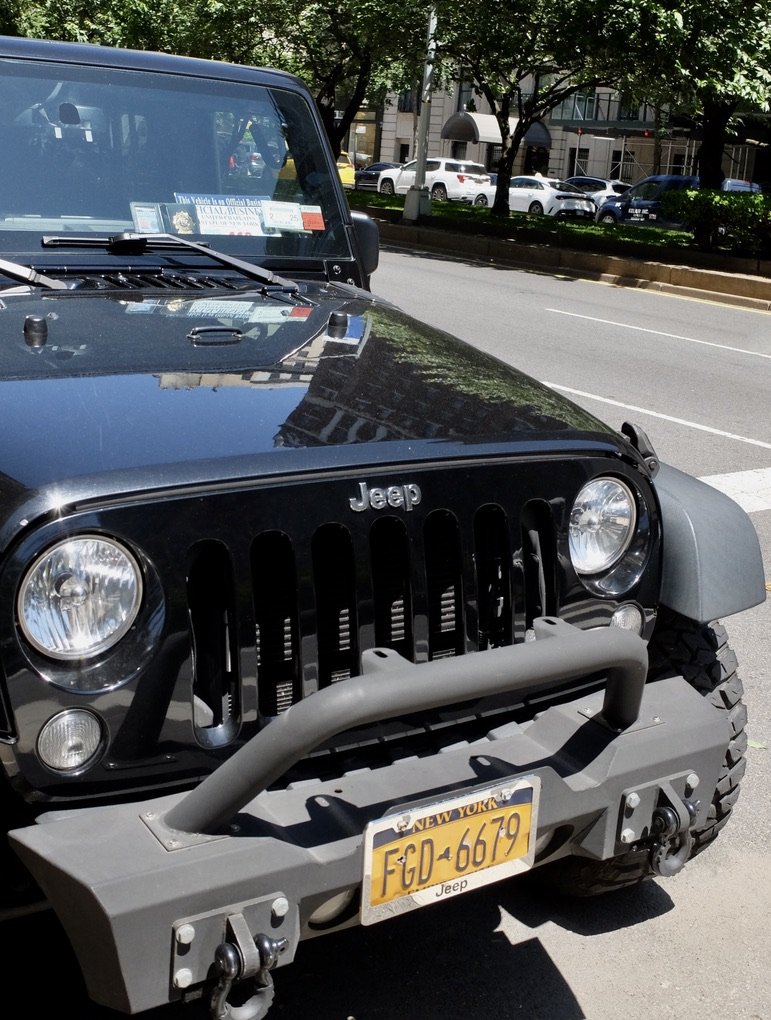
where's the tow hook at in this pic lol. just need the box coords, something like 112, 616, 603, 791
649, 803, 697, 878
210, 913, 288, 1020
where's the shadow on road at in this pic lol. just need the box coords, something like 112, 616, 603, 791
3, 871, 674, 1019
270, 874, 674, 1019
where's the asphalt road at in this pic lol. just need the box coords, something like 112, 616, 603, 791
8, 250, 770, 1020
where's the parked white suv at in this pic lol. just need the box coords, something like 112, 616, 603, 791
378, 157, 491, 201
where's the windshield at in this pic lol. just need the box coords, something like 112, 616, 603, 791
0, 57, 350, 263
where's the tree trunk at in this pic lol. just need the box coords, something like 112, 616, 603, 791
695, 98, 736, 189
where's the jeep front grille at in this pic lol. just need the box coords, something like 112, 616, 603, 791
185, 492, 561, 745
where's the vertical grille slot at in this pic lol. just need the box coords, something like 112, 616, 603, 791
252, 532, 299, 717
474, 504, 513, 650
521, 500, 559, 629
0, 660, 14, 740
313, 523, 358, 686
424, 509, 464, 660
370, 516, 414, 659
187, 541, 240, 746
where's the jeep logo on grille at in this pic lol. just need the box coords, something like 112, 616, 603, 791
349, 481, 422, 512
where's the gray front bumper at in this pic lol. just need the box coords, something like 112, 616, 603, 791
10, 620, 728, 1014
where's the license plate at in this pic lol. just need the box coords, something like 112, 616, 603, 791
361, 778, 539, 924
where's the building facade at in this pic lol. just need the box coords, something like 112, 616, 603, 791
358, 83, 760, 186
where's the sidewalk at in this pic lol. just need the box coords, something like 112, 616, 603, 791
374, 217, 771, 312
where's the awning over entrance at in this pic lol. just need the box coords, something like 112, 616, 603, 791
440, 111, 552, 147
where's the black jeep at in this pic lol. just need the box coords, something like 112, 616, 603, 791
0, 35, 765, 1020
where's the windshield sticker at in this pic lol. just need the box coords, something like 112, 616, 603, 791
128, 195, 326, 237
130, 195, 325, 236
173, 194, 268, 235
166, 204, 200, 234
131, 203, 165, 233
300, 206, 325, 231
261, 201, 305, 232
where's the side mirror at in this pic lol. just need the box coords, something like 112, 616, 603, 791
350, 210, 379, 283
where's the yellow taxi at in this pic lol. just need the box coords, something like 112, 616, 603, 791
336, 151, 356, 189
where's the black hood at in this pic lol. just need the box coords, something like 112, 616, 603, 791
0, 280, 620, 521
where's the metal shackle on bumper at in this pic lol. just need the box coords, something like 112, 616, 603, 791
164, 617, 649, 836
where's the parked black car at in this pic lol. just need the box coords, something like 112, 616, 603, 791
354, 160, 399, 190
596, 174, 761, 226
1, 35, 765, 1020
596, 174, 700, 225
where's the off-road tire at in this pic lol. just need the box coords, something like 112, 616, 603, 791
535, 608, 747, 896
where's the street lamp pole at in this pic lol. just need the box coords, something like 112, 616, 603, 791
403, 7, 436, 222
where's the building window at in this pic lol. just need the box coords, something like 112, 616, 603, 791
398, 143, 410, 163
568, 146, 591, 176
611, 148, 636, 181
487, 143, 502, 171
617, 95, 640, 121
397, 90, 420, 114
551, 90, 596, 122
456, 80, 474, 112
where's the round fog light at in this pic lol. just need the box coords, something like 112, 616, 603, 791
610, 604, 644, 634
308, 888, 356, 927
37, 710, 103, 772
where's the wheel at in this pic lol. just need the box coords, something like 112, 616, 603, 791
379, 179, 395, 196
474, 194, 488, 207
528, 201, 544, 214
431, 184, 448, 202
534, 608, 747, 896
598, 211, 617, 225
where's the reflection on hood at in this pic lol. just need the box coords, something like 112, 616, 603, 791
0, 288, 613, 494
276, 306, 606, 447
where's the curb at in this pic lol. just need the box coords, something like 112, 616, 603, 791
374, 219, 771, 312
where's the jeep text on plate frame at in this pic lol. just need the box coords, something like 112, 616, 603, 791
361, 778, 540, 924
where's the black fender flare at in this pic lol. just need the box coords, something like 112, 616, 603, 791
654, 463, 766, 622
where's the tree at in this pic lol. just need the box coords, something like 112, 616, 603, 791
216, 0, 432, 156
613, 0, 771, 188
14, 0, 204, 52
436, 0, 638, 214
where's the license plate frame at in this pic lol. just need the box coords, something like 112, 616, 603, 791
361, 777, 540, 925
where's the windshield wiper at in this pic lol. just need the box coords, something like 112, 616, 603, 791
41, 232, 301, 294
0, 256, 69, 291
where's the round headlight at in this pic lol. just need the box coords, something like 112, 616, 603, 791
18, 536, 142, 660
569, 478, 636, 575
37, 710, 103, 772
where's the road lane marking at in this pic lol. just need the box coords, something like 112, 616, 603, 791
545, 309, 771, 360
543, 382, 771, 451
698, 468, 771, 513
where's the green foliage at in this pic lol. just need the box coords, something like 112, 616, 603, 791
661, 189, 771, 253
15, 0, 202, 51
613, 1, 771, 185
